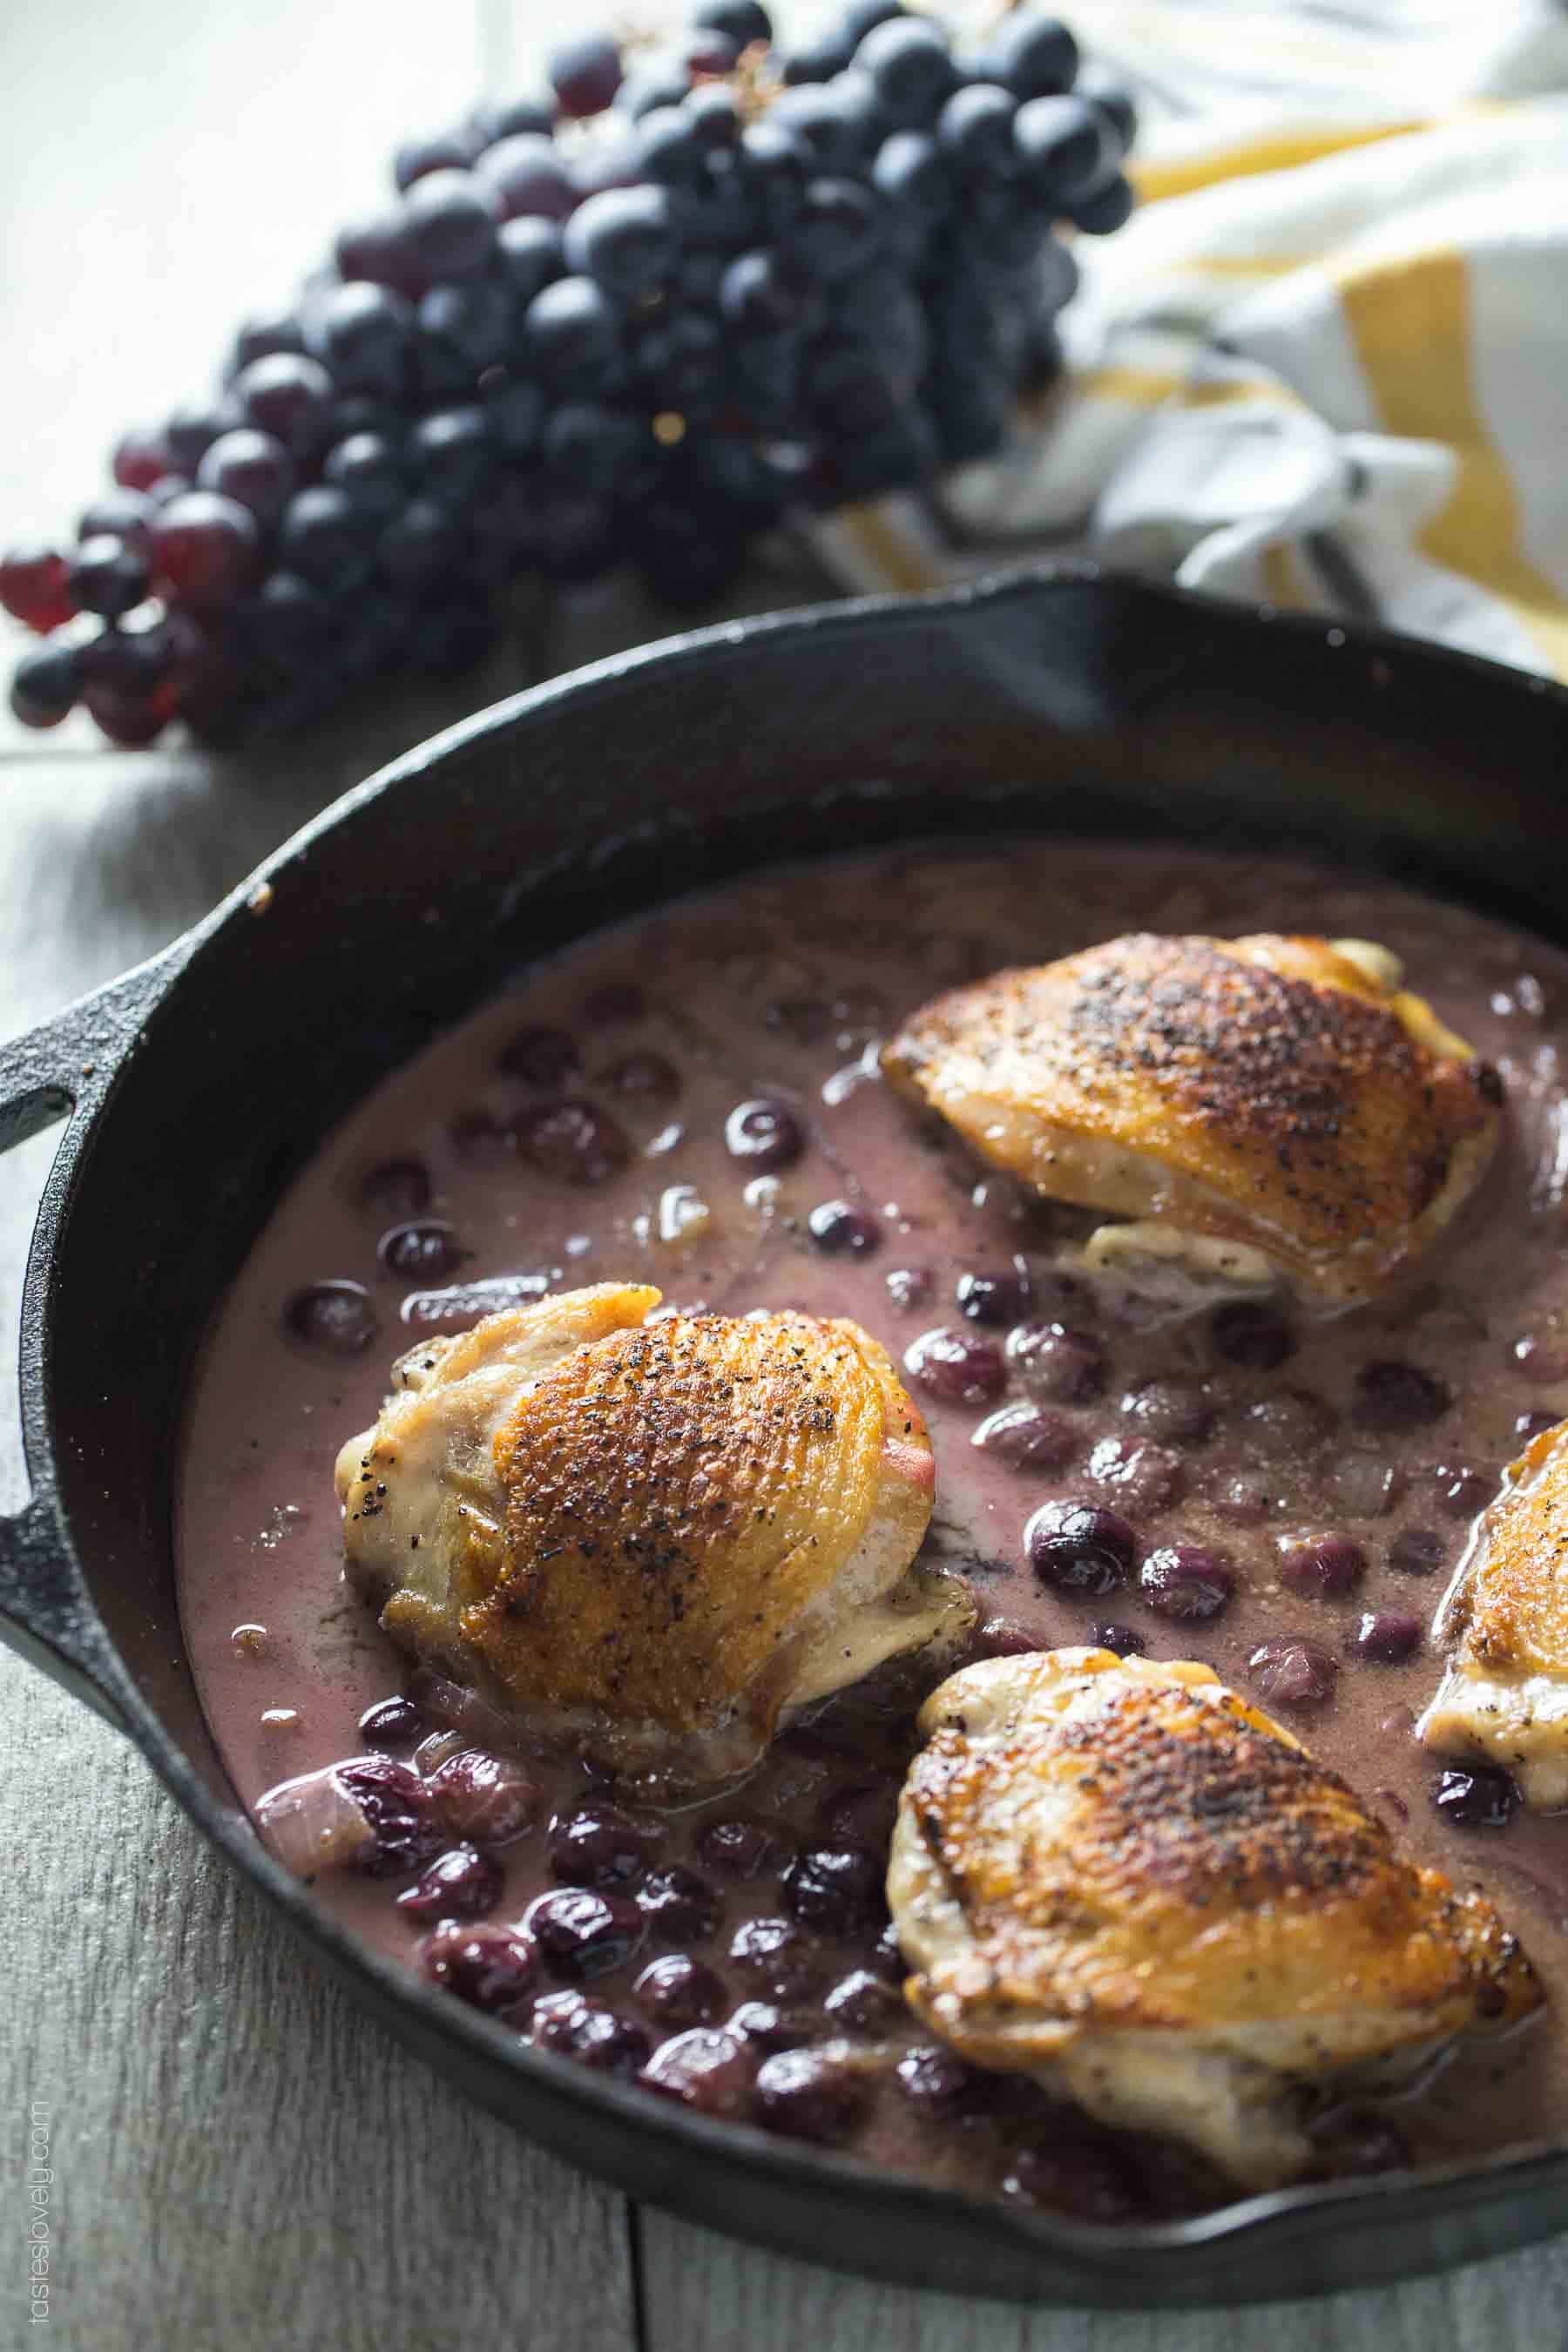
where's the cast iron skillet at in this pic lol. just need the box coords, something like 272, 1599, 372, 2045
3, 564, 1566, 2308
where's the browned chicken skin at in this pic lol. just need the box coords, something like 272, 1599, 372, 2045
1421, 1415, 1568, 1806
335, 1283, 965, 1787
882, 933, 1500, 1306
889, 1649, 1541, 2183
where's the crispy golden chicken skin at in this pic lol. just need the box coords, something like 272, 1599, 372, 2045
336, 1282, 965, 1787
1420, 1416, 1568, 1806
882, 933, 1500, 1306
888, 1648, 1540, 2184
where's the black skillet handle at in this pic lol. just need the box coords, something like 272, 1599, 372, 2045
0, 949, 188, 1734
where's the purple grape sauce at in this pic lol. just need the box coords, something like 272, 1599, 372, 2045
178, 838, 1568, 2217
5, 9, 1137, 745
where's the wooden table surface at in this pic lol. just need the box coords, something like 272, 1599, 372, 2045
2, 2, 1565, 2344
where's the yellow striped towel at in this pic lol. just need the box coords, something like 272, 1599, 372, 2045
804, 14, 1568, 680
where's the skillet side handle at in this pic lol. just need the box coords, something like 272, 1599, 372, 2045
0, 953, 188, 1735
0, 1500, 129, 1734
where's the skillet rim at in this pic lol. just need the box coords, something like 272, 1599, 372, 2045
6, 558, 1568, 2305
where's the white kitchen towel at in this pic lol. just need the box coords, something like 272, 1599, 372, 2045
805, 1, 1568, 679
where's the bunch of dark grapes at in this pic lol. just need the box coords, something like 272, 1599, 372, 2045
2, 3, 1135, 748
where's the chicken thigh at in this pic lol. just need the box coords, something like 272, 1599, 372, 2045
882, 933, 1500, 1307
888, 1646, 1540, 2185
336, 1281, 965, 1788
1419, 1415, 1568, 1806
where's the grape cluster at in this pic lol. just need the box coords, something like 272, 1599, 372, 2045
2, 4, 1135, 748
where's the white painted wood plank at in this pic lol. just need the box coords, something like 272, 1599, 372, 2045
0, 0, 489, 542
636, 2209, 1568, 2352
0, 507, 637, 2352
0, 1670, 637, 2352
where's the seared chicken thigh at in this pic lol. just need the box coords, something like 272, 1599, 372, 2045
1420, 1416, 1568, 1806
883, 933, 1500, 1306
888, 1648, 1540, 2185
336, 1282, 963, 1787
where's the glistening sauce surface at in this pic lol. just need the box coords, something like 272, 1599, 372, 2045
177, 840, 1568, 2218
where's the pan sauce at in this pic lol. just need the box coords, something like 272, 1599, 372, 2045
177, 839, 1568, 2218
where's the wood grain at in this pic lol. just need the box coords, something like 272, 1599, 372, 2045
637, 2209, 1568, 2351
0, 739, 642, 2352
0, 1672, 637, 2352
